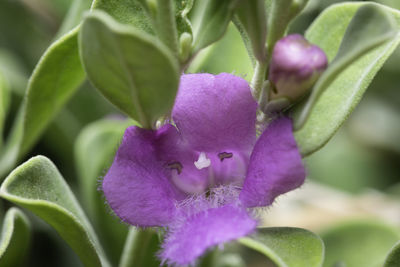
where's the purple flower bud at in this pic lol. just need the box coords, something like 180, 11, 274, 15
269, 34, 328, 101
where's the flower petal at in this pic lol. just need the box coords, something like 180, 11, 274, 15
172, 73, 257, 153
240, 117, 306, 207
102, 126, 182, 227
208, 151, 249, 186
156, 124, 210, 194
160, 204, 256, 266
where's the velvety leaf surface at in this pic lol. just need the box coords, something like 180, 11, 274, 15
235, 0, 267, 61
239, 227, 324, 267
22, 27, 85, 155
293, 3, 400, 156
321, 220, 400, 267
75, 118, 132, 264
294, 2, 396, 128
0, 208, 31, 267
79, 11, 179, 128
174, 0, 194, 36
0, 156, 110, 267
384, 240, 400, 267
92, 0, 154, 34
190, 0, 238, 52
0, 27, 86, 178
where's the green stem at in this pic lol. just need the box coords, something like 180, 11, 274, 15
251, 61, 267, 101
156, 0, 179, 58
119, 227, 160, 267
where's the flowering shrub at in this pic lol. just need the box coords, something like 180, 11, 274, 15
1, 1, 400, 267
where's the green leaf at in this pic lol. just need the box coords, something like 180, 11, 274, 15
267, 0, 309, 54
191, 0, 239, 52
188, 23, 253, 77
79, 11, 179, 128
0, 27, 86, 178
0, 208, 31, 267
92, 0, 154, 34
321, 220, 400, 267
0, 72, 9, 148
384, 241, 400, 267
155, 0, 179, 57
75, 118, 132, 264
22, 27, 86, 155
119, 228, 161, 267
235, 0, 267, 62
238, 227, 324, 267
0, 156, 110, 267
175, 0, 194, 36
55, 0, 92, 38
293, 2, 400, 156
0, 49, 28, 96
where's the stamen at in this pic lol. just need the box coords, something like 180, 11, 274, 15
194, 152, 211, 170
218, 152, 233, 162
167, 161, 183, 174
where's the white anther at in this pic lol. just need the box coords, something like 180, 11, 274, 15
194, 152, 211, 170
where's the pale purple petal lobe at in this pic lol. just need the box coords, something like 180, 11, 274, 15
156, 124, 210, 194
172, 73, 257, 153
240, 117, 306, 207
160, 204, 256, 266
102, 126, 181, 227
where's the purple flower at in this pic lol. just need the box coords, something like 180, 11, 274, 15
269, 34, 328, 102
102, 73, 305, 266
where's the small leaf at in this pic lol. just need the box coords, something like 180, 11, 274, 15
79, 11, 180, 128
75, 118, 132, 264
191, 0, 238, 52
384, 241, 400, 267
0, 208, 31, 267
0, 156, 110, 267
292, 3, 400, 156
234, 0, 267, 61
175, 0, 194, 36
238, 227, 324, 267
321, 220, 400, 267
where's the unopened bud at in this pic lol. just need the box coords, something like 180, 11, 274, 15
179, 32, 192, 63
268, 34, 328, 102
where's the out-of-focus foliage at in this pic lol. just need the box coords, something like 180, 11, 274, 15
321, 220, 400, 267
0, 208, 30, 266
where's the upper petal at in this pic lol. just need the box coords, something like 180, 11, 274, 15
160, 204, 256, 266
240, 117, 306, 207
172, 73, 258, 153
102, 126, 183, 227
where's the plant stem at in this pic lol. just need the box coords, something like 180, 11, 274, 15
251, 61, 267, 101
156, 0, 179, 58
119, 227, 160, 267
